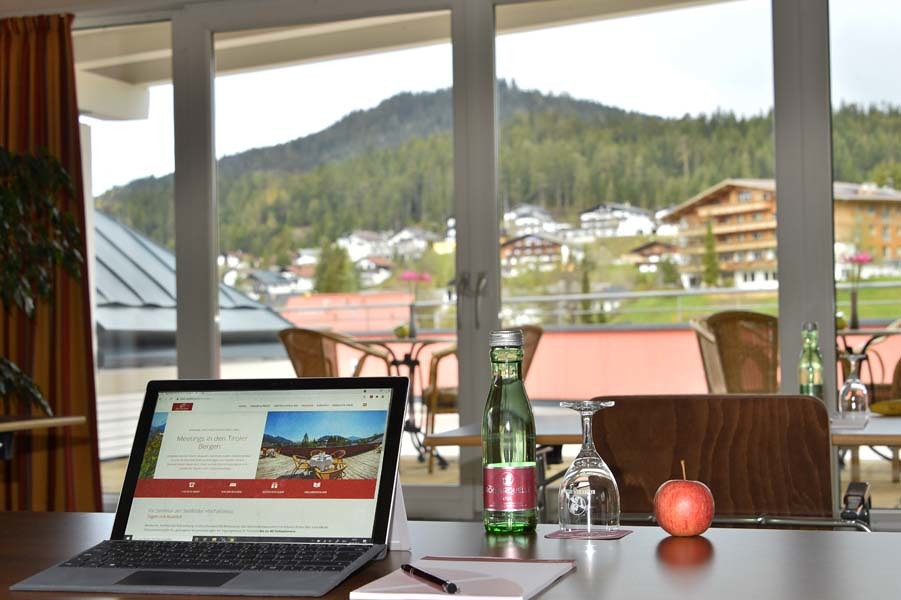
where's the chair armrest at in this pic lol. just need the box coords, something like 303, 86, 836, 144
689, 318, 716, 343
425, 344, 457, 407
312, 330, 391, 376
841, 481, 872, 525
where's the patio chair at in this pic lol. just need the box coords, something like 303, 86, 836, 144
592, 394, 871, 530
422, 325, 544, 473
689, 318, 727, 394
291, 455, 310, 476
279, 328, 392, 377
700, 310, 779, 393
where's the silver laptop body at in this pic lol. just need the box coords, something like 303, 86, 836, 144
12, 377, 408, 597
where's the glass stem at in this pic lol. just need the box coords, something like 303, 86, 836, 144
849, 356, 861, 378
579, 411, 598, 458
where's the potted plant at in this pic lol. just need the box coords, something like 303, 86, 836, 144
0, 146, 83, 416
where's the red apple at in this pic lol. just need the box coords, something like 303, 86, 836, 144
654, 477, 715, 537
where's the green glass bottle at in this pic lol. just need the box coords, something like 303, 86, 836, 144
799, 321, 824, 400
482, 329, 538, 534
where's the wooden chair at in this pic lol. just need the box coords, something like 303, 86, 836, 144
699, 311, 779, 393
422, 325, 544, 473
893, 357, 901, 398
279, 328, 392, 377
689, 318, 727, 394
291, 455, 309, 476
592, 394, 869, 529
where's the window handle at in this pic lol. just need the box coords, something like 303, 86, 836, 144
474, 272, 488, 330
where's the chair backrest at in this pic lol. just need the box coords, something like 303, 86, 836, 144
893, 358, 901, 399
278, 328, 340, 377
705, 310, 779, 393
689, 318, 727, 394
521, 324, 544, 377
592, 394, 833, 518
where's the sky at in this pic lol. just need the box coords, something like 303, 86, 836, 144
263, 410, 388, 442
81, 0, 900, 196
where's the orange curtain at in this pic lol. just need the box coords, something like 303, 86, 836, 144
0, 14, 101, 511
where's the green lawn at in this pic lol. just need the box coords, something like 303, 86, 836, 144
605, 284, 901, 325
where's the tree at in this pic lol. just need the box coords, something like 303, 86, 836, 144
660, 257, 680, 287
314, 240, 359, 293
702, 221, 719, 287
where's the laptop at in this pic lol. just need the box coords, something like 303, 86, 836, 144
12, 376, 408, 597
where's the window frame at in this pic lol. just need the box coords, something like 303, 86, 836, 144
68, 0, 842, 516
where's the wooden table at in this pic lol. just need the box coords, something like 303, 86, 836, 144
4, 512, 901, 599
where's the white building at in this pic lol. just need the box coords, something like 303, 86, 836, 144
390, 226, 439, 260
337, 230, 392, 263
502, 204, 565, 237
580, 203, 657, 237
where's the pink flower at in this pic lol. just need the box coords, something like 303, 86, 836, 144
844, 251, 873, 266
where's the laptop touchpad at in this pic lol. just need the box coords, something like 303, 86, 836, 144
117, 571, 239, 587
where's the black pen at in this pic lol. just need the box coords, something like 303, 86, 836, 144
401, 563, 458, 594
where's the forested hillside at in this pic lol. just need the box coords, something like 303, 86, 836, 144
95, 81, 901, 264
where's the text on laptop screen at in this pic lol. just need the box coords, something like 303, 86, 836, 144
123, 388, 392, 542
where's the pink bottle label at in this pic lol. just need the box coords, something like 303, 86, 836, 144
483, 465, 537, 511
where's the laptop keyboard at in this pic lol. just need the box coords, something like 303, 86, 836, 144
61, 540, 370, 572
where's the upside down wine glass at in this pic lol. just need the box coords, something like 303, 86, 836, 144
838, 352, 869, 423
558, 400, 620, 532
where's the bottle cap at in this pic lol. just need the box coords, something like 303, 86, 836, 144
802, 321, 818, 332
489, 329, 523, 347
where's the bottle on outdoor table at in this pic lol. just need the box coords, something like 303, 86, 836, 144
481, 329, 538, 534
799, 321, 824, 400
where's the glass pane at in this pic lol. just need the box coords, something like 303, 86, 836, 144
212, 13, 456, 488
830, 0, 901, 509
74, 21, 175, 508
496, 0, 776, 403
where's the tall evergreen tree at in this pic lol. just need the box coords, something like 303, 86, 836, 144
314, 241, 359, 293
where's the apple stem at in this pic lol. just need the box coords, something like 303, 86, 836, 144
681, 459, 687, 480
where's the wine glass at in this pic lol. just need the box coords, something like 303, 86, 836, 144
558, 400, 620, 532
839, 353, 869, 423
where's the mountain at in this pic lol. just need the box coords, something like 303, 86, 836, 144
262, 433, 294, 446
219, 81, 630, 177
94, 82, 901, 264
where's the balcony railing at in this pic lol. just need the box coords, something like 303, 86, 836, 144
278, 280, 901, 332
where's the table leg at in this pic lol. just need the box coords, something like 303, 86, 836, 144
850, 446, 861, 482
892, 447, 900, 484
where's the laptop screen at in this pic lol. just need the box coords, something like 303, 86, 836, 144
116, 381, 403, 544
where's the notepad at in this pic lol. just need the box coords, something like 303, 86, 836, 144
349, 556, 575, 600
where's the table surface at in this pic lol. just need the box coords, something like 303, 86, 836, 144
0, 416, 86, 434
3, 512, 901, 599
425, 408, 901, 447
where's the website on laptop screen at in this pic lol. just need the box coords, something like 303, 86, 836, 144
123, 388, 392, 542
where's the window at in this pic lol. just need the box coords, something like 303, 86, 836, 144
495, 0, 776, 407
74, 21, 175, 489
212, 13, 455, 487
831, 0, 901, 509
738, 191, 752, 202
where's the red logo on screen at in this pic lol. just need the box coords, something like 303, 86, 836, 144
171, 402, 193, 411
